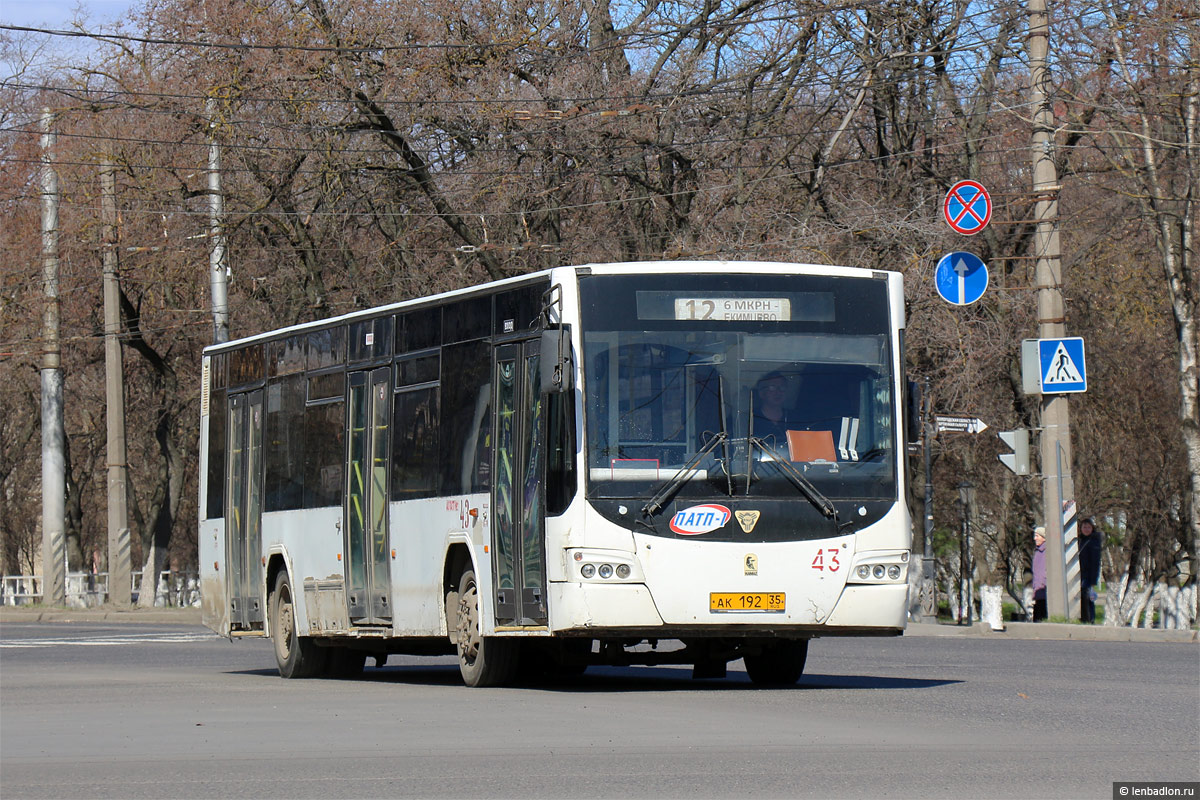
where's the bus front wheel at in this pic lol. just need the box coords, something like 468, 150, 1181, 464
271, 571, 327, 679
743, 638, 809, 686
452, 568, 518, 687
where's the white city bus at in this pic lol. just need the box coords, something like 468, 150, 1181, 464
198, 261, 914, 686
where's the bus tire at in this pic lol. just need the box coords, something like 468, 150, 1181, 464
453, 568, 518, 687
743, 638, 808, 686
271, 570, 326, 679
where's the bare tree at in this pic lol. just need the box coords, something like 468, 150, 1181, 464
1057, 0, 1198, 620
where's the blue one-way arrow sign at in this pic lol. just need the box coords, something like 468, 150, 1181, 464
935, 252, 989, 306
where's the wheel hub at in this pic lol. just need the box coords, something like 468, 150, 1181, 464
456, 584, 481, 666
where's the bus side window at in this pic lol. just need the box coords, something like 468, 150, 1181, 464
392, 387, 439, 499
469, 387, 491, 492
206, 389, 226, 519
265, 375, 306, 511
439, 340, 488, 495
302, 399, 344, 509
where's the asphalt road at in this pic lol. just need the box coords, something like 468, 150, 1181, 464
1, 621, 1196, 799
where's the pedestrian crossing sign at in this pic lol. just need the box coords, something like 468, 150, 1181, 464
1038, 337, 1087, 393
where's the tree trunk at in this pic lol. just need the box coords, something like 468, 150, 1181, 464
137, 414, 183, 608
1128, 582, 1156, 628
980, 585, 1004, 630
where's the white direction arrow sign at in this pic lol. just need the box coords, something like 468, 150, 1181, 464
954, 258, 970, 304
935, 415, 989, 434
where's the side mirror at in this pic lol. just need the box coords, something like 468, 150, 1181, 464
540, 326, 573, 394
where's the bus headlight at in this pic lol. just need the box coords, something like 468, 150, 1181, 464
847, 554, 908, 584
568, 550, 643, 583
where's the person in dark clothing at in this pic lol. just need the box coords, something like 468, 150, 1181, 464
1031, 526, 1048, 622
1078, 517, 1103, 623
751, 372, 794, 449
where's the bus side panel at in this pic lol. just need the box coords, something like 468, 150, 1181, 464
388, 495, 489, 636
199, 517, 229, 636
262, 507, 344, 636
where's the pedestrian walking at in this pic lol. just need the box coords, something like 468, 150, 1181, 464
1031, 526, 1047, 622
1078, 517, 1102, 623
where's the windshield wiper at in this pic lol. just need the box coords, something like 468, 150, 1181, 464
747, 435, 840, 521
641, 431, 728, 517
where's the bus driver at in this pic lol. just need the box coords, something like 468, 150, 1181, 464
752, 371, 794, 448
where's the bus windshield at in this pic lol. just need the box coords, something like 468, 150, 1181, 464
579, 272, 896, 505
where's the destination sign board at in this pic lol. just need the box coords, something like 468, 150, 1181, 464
674, 297, 792, 321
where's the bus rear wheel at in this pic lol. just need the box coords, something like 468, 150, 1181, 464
743, 639, 809, 686
271, 571, 327, 679
452, 568, 518, 687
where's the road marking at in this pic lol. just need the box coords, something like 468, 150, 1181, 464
0, 631, 221, 649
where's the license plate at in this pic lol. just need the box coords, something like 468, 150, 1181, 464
709, 592, 785, 612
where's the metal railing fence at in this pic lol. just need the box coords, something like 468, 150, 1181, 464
0, 571, 200, 608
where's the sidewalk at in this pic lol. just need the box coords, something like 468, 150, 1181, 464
905, 619, 1198, 643
2, 605, 1194, 642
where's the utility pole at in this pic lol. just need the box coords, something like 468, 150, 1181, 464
921, 377, 936, 618
207, 98, 229, 344
40, 108, 66, 606
1028, 0, 1077, 619
101, 157, 132, 606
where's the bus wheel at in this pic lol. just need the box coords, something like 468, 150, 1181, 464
271, 571, 326, 679
453, 568, 518, 687
743, 639, 808, 686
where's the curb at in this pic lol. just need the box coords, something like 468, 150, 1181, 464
0, 606, 203, 625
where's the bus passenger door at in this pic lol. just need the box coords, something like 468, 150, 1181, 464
492, 340, 548, 627
227, 390, 265, 631
345, 367, 392, 626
